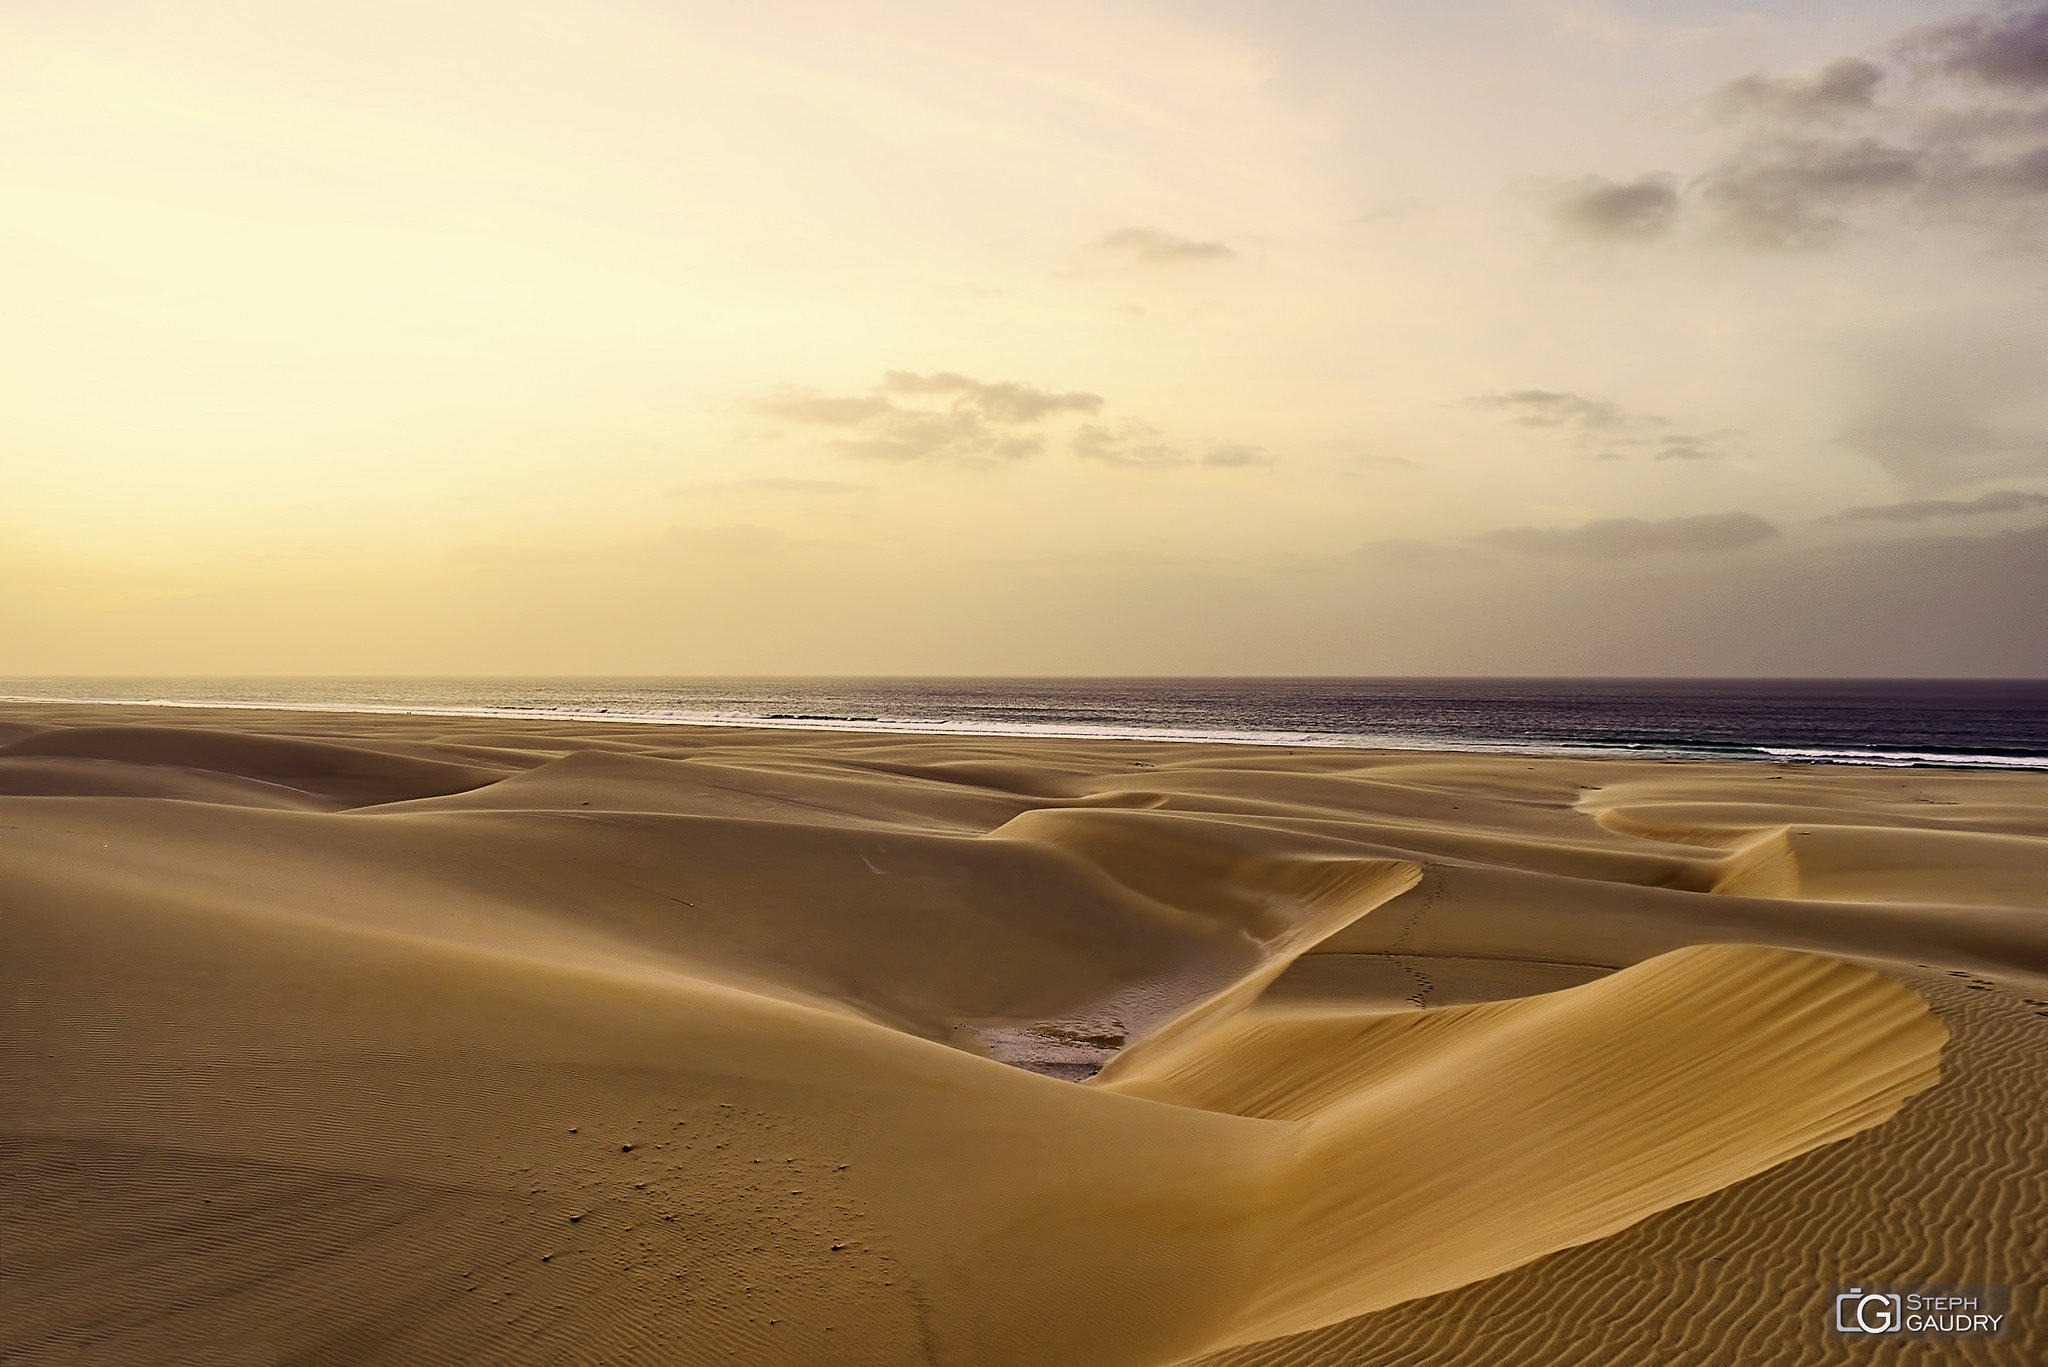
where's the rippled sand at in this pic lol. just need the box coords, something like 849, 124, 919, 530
3, 701, 2040, 1365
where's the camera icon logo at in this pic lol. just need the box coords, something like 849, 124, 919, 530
1835, 1288, 1902, 1334
1825, 1282, 2008, 1339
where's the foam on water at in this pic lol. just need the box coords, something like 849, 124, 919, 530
3, 676, 2045, 771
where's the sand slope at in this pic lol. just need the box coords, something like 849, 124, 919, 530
1, 703, 2038, 1365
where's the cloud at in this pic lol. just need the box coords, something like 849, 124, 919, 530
1462, 389, 1645, 430
749, 371, 1102, 464
1902, 4, 2048, 88
752, 372, 1250, 472
1835, 330, 2048, 491
877, 370, 1103, 423
1706, 57, 1887, 124
1202, 444, 1277, 468
1825, 488, 2048, 521
1072, 421, 1189, 468
1701, 4, 2048, 249
1700, 136, 1925, 250
1066, 428, 1272, 471
1093, 227, 1236, 264
1464, 391, 1743, 463
1650, 430, 1742, 461
1479, 511, 1781, 558
1548, 174, 1681, 241
831, 409, 1047, 463
1553, 5, 2048, 251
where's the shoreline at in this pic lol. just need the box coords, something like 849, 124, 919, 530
3, 687, 2045, 771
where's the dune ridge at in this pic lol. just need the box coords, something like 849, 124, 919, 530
2, 702, 2039, 1365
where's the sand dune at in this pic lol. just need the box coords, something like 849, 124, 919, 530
2, 702, 2041, 1365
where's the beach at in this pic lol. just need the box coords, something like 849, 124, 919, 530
3, 699, 2042, 1365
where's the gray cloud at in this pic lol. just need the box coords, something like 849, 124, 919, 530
1554, 5, 2048, 251
1068, 431, 1274, 471
1548, 175, 1681, 241
1701, 136, 1925, 250
1072, 421, 1189, 468
1202, 444, 1277, 468
1465, 391, 1740, 461
1902, 5, 2048, 88
1826, 488, 2048, 521
877, 370, 1103, 423
751, 371, 1101, 464
1094, 227, 1236, 264
1480, 511, 1781, 558
754, 372, 1255, 472
1650, 430, 1742, 461
1704, 4, 2048, 249
1463, 389, 1644, 430
1707, 57, 1886, 123
831, 409, 1046, 464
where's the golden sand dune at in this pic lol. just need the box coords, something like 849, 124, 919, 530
1, 703, 2040, 1365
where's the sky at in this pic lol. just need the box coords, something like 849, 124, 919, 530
4, 0, 2045, 675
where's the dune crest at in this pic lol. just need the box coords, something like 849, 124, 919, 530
0, 723, 505, 808
1106, 943, 1945, 1352
2, 705, 2027, 1365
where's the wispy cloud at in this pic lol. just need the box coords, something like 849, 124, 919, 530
877, 371, 1103, 423
1091, 227, 1236, 264
1071, 425, 1275, 470
1072, 421, 1188, 468
1462, 390, 1642, 430
1202, 444, 1277, 468
1547, 175, 1681, 242
1480, 511, 1781, 558
753, 372, 1258, 473
1617, 430, 1745, 462
750, 372, 1101, 464
1825, 488, 2048, 522
1462, 391, 1741, 462
1706, 56, 1887, 125
1902, 4, 2048, 90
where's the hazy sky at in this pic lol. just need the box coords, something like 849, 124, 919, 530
5, 0, 2045, 674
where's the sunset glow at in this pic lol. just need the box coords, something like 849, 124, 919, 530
6, 0, 2045, 673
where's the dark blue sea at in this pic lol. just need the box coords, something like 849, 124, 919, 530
3, 677, 2045, 771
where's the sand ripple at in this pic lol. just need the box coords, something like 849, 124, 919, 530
3, 705, 2037, 1364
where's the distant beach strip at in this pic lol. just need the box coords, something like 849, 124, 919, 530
2, 676, 2045, 769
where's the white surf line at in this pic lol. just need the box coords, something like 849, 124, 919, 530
4, 692, 2042, 770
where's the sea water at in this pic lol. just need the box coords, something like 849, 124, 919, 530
4, 676, 2044, 771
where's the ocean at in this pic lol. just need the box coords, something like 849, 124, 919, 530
3, 676, 2045, 771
